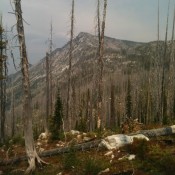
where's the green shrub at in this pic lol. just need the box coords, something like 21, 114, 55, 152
62, 148, 79, 171
83, 157, 108, 175
159, 153, 175, 174
12, 135, 25, 146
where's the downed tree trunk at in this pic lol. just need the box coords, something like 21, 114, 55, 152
0, 140, 101, 165
134, 125, 175, 137
40, 139, 101, 157
1, 125, 175, 166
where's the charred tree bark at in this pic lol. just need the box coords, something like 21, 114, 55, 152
66, 0, 75, 130
11, 76, 15, 137
14, 0, 46, 173
0, 15, 7, 144
45, 52, 50, 134
49, 21, 53, 117
160, 0, 170, 124
97, 0, 107, 129
110, 83, 116, 128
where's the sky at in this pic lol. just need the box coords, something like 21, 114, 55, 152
0, 0, 175, 73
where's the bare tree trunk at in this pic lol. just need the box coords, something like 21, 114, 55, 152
0, 14, 4, 143
0, 14, 6, 144
97, 0, 108, 129
49, 21, 53, 117
161, 0, 170, 124
45, 52, 50, 134
11, 76, 15, 137
110, 82, 116, 128
97, 0, 101, 52
14, 0, 46, 173
66, 0, 74, 130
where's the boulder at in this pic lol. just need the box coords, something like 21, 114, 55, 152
70, 130, 80, 135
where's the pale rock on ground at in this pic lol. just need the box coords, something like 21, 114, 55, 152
104, 150, 113, 156
70, 130, 80, 135
118, 154, 136, 161
39, 132, 49, 140
98, 168, 110, 175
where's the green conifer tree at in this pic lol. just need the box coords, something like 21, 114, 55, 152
50, 88, 63, 140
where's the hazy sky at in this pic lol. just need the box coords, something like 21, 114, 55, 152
0, 0, 175, 73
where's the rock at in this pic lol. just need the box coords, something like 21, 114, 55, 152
77, 134, 83, 141
37, 142, 42, 146
118, 154, 135, 161
70, 130, 80, 135
39, 132, 49, 140
98, 168, 110, 175
57, 172, 62, 175
83, 132, 87, 136
83, 137, 91, 142
104, 150, 113, 156
56, 141, 64, 147
39, 148, 45, 153
128, 154, 135, 160
111, 154, 115, 159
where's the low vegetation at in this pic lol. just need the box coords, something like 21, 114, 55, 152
1, 129, 175, 175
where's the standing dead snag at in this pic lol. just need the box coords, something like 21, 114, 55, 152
0, 15, 7, 144
14, 0, 46, 173
66, 0, 75, 130
49, 21, 53, 117
45, 21, 54, 134
160, 0, 170, 124
97, 0, 108, 129
45, 52, 50, 134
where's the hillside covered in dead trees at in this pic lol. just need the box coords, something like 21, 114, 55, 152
1, 0, 175, 174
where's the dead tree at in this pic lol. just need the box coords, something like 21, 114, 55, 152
66, 0, 75, 130
10, 75, 15, 137
45, 52, 50, 134
97, 0, 108, 129
110, 82, 116, 128
0, 15, 7, 144
160, 0, 170, 124
49, 21, 53, 117
14, 0, 46, 173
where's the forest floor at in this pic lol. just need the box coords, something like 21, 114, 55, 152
1, 126, 175, 175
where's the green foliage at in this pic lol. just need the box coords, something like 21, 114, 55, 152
83, 157, 108, 175
158, 153, 175, 174
11, 135, 25, 146
75, 117, 87, 132
137, 149, 175, 175
49, 88, 63, 140
63, 148, 79, 171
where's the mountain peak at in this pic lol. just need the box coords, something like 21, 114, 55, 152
77, 32, 93, 38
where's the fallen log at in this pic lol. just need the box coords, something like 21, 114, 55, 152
0, 140, 101, 165
1, 125, 175, 166
39, 139, 101, 157
134, 125, 175, 137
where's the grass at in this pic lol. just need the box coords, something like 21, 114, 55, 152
1, 133, 175, 175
